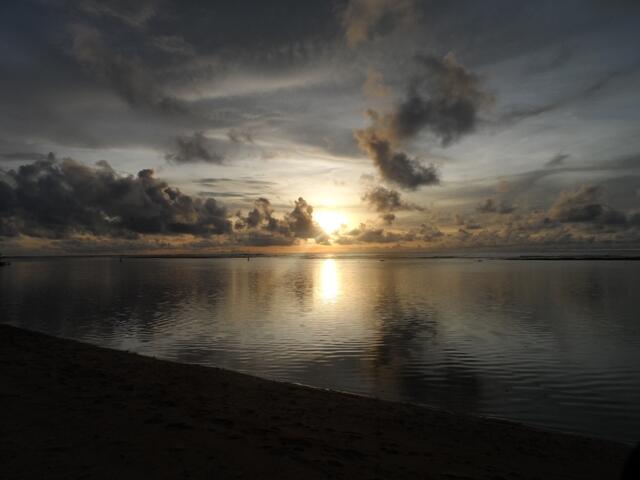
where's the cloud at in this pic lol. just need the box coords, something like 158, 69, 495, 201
355, 125, 439, 189
499, 67, 639, 124
235, 197, 283, 233
355, 53, 491, 189
419, 223, 443, 241
522, 46, 574, 75
363, 69, 391, 99
548, 185, 627, 225
234, 196, 324, 244
546, 153, 570, 168
235, 231, 298, 247
0, 157, 231, 238
476, 198, 514, 214
341, 0, 417, 48
362, 185, 424, 212
227, 128, 255, 144
68, 23, 187, 114
381, 213, 396, 224
286, 197, 322, 239
454, 213, 482, 230
291, 182, 640, 249
72, 0, 160, 28
335, 223, 415, 244
165, 132, 223, 164
1, 152, 55, 162
390, 54, 493, 146
244, 197, 274, 228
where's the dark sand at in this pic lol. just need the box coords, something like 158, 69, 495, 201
0, 325, 631, 479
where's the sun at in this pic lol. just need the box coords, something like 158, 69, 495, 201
315, 210, 347, 235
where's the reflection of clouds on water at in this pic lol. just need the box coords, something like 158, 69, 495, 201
245, 265, 277, 312
283, 266, 314, 310
0, 258, 232, 349
364, 264, 481, 413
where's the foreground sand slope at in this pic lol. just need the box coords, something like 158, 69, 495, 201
0, 325, 629, 479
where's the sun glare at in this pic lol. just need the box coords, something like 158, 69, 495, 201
315, 210, 347, 235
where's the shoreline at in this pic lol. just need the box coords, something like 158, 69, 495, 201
0, 324, 631, 479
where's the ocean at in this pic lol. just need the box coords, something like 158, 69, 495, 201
1, 255, 639, 443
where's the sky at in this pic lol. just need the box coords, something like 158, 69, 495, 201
1, 0, 640, 255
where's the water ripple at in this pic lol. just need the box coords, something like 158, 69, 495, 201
1, 256, 639, 443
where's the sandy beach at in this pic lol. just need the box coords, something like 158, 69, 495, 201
0, 324, 631, 479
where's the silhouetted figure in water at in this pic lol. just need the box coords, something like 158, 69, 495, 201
621, 443, 640, 480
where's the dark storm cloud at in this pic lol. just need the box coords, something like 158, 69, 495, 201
356, 53, 491, 189
362, 185, 424, 212
0, 157, 231, 238
165, 132, 223, 164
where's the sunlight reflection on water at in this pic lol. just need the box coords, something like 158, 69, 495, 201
320, 259, 339, 302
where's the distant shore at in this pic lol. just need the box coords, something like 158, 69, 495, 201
0, 325, 631, 479
4, 252, 640, 261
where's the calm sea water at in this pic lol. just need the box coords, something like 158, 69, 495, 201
1, 256, 639, 443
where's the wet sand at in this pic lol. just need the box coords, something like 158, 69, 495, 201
0, 324, 630, 479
